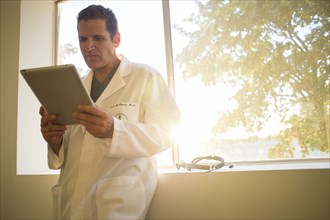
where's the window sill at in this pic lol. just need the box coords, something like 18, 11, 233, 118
19, 158, 329, 175
17, 169, 60, 176
158, 158, 330, 173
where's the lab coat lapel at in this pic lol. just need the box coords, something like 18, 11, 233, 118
78, 72, 94, 134
96, 70, 126, 102
96, 55, 131, 102
83, 71, 93, 96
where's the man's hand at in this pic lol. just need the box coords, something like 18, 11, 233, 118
39, 106, 67, 155
73, 105, 114, 138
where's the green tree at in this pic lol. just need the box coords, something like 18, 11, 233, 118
175, 0, 330, 158
58, 43, 88, 75
58, 43, 78, 64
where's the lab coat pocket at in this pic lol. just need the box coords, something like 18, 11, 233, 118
51, 185, 62, 220
96, 176, 146, 219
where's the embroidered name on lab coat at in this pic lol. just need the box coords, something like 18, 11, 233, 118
110, 102, 138, 121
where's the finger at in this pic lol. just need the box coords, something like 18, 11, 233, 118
39, 106, 47, 116
41, 124, 66, 132
43, 130, 66, 138
77, 104, 102, 116
41, 127, 66, 141
41, 129, 66, 145
73, 113, 99, 126
40, 114, 57, 125
73, 107, 104, 125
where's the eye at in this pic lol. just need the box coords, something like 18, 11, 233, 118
93, 35, 104, 41
79, 36, 87, 42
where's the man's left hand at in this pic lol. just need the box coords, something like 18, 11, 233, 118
73, 104, 114, 138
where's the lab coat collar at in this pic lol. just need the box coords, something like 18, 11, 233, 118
83, 54, 131, 103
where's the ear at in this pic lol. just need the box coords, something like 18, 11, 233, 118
113, 32, 121, 48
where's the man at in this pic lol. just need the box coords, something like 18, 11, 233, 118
39, 5, 180, 219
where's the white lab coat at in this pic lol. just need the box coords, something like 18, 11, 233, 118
48, 55, 180, 219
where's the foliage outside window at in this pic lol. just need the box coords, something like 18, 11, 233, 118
171, 0, 329, 162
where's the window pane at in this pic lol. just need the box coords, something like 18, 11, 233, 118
57, 1, 167, 80
57, 1, 172, 165
169, 0, 330, 163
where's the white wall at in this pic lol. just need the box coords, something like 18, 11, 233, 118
17, 0, 57, 174
147, 170, 330, 219
1, 1, 329, 219
1, 1, 57, 218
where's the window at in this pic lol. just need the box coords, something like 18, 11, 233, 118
169, 0, 329, 164
56, 0, 172, 165
55, 0, 329, 169
57, 1, 167, 80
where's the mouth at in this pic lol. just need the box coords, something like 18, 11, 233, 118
84, 54, 100, 60
85, 54, 99, 57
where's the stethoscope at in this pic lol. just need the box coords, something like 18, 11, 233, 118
176, 155, 233, 172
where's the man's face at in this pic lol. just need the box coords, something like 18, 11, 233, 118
77, 19, 120, 72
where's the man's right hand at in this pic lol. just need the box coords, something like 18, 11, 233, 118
39, 106, 67, 156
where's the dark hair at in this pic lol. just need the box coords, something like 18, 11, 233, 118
77, 5, 118, 40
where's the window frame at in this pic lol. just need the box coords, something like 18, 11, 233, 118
17, 0, 330, 175
53, 0, 330, 173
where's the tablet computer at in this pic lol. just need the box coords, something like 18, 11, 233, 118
20, 64, 94, 125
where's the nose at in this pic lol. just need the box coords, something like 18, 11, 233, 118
85, 39, 95, 52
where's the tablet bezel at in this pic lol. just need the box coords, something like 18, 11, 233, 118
20, 64, 94, 125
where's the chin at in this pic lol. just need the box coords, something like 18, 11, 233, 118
85, 60, 100, 69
